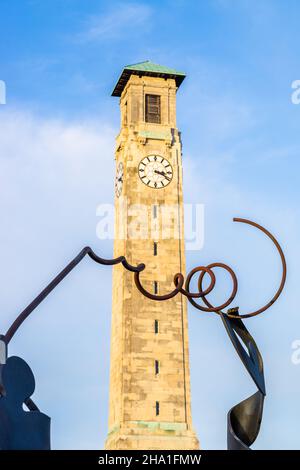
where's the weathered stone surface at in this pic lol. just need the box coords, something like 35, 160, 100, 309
105, 73, 199, 450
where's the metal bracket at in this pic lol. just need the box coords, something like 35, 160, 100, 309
0, 335, 7, 365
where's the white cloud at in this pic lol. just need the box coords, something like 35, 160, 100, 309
77, 3, 152, 43
0, 108, 117, 448
0, 108, 115, 199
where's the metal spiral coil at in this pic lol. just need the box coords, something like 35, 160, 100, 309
134, 218, 286, 319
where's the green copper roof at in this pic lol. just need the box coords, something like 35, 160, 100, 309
112, 61, 186, 97
125, 61, 185, 75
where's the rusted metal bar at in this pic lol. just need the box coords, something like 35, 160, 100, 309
4, 247, 144, 345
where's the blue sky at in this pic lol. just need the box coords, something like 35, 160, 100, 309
0, 0, 299, 449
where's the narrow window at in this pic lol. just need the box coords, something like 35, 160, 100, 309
145, 94, 161, 123
155, 360, 159, 375
154, 319, 159, 334
154, 242, 158, 256
154, 281, 158, 294
156, 401, 160, 416
153, 204, 158, 219
123, 101, 127, 125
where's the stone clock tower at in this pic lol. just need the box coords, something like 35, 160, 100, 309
105, 61, 199, 450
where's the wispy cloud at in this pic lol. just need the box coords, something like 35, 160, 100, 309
0, 109, 115, 194
0, 108, 116, 448
77, 2, 152, 43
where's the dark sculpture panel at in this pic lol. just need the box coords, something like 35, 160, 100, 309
221, 314, 265, 450
0, 356, 50, 450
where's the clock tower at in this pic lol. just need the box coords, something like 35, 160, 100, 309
105, 61, 199, 450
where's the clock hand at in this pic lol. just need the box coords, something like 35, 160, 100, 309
154, 170, 171, 182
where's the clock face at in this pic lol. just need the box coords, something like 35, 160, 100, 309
115, 162, 123, 197
138, 155, 173, 189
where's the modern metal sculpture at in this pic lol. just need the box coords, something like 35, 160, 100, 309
0, 218, 286, 450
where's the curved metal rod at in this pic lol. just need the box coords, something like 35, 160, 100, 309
4, 247, 145, 345
134, 218, 286, 319
177, 267, 216, 298
191, 218, 286, 318
186, 262, 238, 313
230, 218, 287, 318
87, 247, 145, 273
134, 272, 185, 301
134, 267, 217, 302
134, 265, 229, 303
6, 217, 283, 345
2, 218, 286, 342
